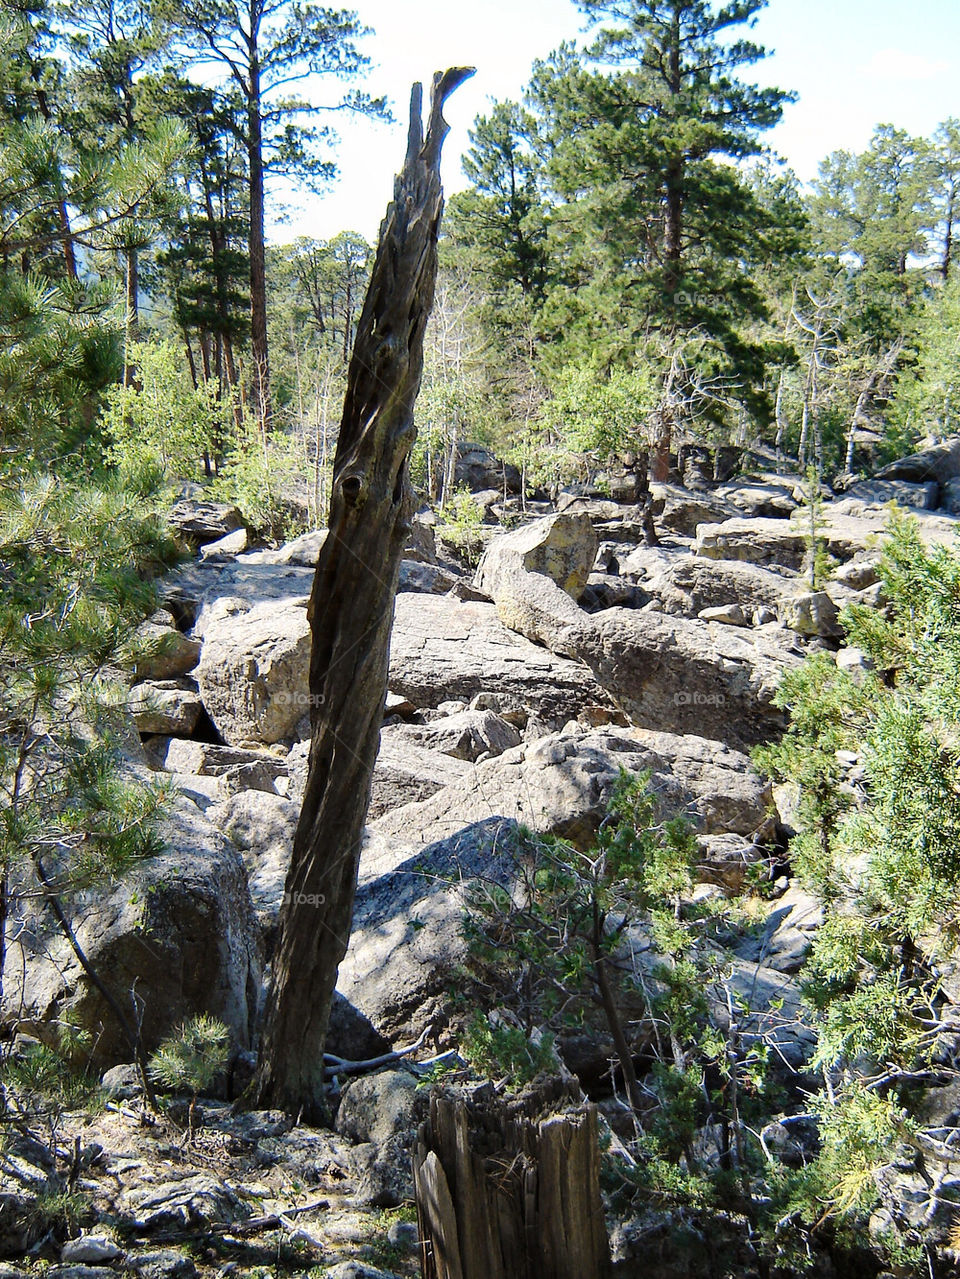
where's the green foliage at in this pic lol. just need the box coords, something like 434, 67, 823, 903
148, 1014, 231, 1099
3, 1041, 103, 1112
460, 770, 778, 1211
0, 475, 175, 895
538, 361, 656, 465
102, 340, 222, 482
756, 512, 960, 1233
462, 1013, 557, 1085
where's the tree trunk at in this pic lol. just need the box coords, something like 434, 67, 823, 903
251, 69, 473, 1119
943, 184, 955, 280
123, 247, 139, 388
248, 58, 270, 431
414, 1082, 611, 1279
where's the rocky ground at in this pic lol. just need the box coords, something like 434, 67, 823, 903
6, 438, 960, 1276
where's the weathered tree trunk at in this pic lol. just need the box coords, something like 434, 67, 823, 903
248, 57, 271, 432
414, 1082, 611, 1279
251, 68, 473, 1118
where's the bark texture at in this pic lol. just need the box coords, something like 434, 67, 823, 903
413, 1082, 611, 1279
252, 68, 473, 1117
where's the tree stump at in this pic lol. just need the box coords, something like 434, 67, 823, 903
413, 1081, 611, 1279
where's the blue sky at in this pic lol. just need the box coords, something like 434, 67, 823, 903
268, 0, 960, 244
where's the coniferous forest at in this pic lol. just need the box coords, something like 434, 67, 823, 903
4, 1, 960, 1276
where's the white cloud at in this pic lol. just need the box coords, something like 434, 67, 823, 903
862, 49, 949, 81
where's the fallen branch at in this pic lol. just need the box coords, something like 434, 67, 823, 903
323, 1025, 431, 1078
234, 1196, 331, 1236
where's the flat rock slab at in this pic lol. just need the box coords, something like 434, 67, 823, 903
388, 594, 616, 728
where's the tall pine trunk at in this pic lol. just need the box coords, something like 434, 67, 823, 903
248, 57, 270, 431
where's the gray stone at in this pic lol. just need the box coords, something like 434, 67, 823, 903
337, 819, 522, 1043
323, 1262, 402, 1279
155, 738, 287, 784
129, 617, 201, 682
836, 646, 874, 679
4, 796, 261, 1067
474, 513, 598, 655
842, 479, 938, 509
455, 443, 521, 495
129, 681, 203, 736
386, 1221, 419, 1251
208, 789, 299, 926
634, 554, 797, 621
199, 527, 249, 560
698, 604, 747, 627
61, 1238, 122, 1264
876, 436, 960, 485
122, 1174, 249, 1231
388, 594, 617, 729
381, 709, 521, 763
715, 480, 798, 518
398, 559, 461, 595
942, 476, 960, 514
581, 573, 649, 611
101, 1063, 141, 1099
195, 598, 311, 745
167, 500, 243, 546
833, 556, 880, 589
695, 518, 809, 569
373, 724, 773, 857
752, 607, 777, 626
335, 1069, 424, 1147
285, 734, 472, 824
406, 516, 437, 565
47, 1268, 115, 1279
125, 1251, 197, 1279
580, 607, 801, 749
737, 883, 823, 973
268, 528, 328, 566
648, 483, 739, 536
696, 834, 766, 890
778, 590, 842, 638
384, 691, 417, 719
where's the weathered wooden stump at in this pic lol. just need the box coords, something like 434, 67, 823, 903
413, 1080, 611, 1279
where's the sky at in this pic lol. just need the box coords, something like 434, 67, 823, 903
266, 0, 960, 245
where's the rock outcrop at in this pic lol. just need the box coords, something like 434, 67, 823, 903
4, 797, 261, 1066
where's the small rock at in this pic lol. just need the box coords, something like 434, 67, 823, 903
200, 528, 249, 561
778, 591, 842, 638
335, 1070, 423, 1147
126, 1250, 198, 1279
167, 500, 243, 546
833, 557, 880, 590
752, 606, 778, 626
47, 1268, 115, 1279
698, 604, 747, 627
386, 1220, 419, 1251
129, 682, 203, 735
130, 619, 201, 682
856, 581, 886, 608
123, 1173, 249, 1231
384, 691, 416, 719
100, 1063, 141, 1099
61, 1239, 122, 1265
323, 1262, 402, 1279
